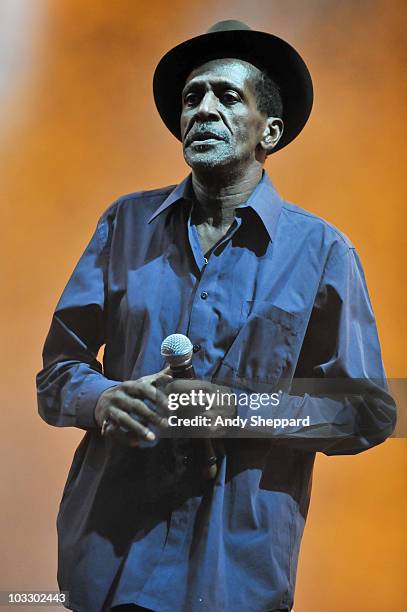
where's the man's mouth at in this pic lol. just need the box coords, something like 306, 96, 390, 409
187, 131, 224, 145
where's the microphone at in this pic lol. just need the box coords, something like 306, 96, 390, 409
161, 334, 196, 379
161, 334, 218, 479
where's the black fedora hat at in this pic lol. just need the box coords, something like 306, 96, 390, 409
153, 20, 313, 153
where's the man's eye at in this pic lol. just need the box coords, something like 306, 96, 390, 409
184, 93, 199, 106
222, 92, 240, 104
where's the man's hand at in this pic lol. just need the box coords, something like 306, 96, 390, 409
94, 367, 172, 447
164, 379, 236, 436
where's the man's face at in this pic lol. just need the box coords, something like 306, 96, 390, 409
180, 58, 268, 172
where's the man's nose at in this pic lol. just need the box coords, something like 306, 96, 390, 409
195, 91, 219, 120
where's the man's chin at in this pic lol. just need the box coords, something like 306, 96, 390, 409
184, 151, 232, 172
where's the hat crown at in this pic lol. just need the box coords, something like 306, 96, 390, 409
206, 20, 252, 34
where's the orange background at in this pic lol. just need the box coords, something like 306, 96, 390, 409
1, 1, 406, 611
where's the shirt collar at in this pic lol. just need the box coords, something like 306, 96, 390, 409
237, 171, 283, 241
147, 175, 192, 224
147, 171, 283, 241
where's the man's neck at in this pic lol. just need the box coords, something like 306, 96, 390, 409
190, 165, 263, 227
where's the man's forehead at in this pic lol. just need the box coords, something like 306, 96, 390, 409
184, 58, 260, 88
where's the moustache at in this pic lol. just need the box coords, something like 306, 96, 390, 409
184, 125, 229, 147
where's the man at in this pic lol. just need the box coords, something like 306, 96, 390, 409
36, 20, 396, 612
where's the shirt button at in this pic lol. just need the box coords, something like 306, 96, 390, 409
193, 343, 201, 353
203, 257, 208, 265
182, 455, 192, 465
200, 291, 208, 300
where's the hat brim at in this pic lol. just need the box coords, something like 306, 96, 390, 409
153, 29, 313, 153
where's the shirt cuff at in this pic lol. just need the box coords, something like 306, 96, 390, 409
75, 373, 122, 429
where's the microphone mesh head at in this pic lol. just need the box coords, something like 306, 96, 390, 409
161, 334, 193, 357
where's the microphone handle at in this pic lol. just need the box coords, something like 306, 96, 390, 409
170, 363, 196, 379
170, 365, 218, 480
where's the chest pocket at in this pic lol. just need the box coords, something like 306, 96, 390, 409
212, 302, 301, 390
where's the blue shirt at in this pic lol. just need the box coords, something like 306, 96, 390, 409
36, 172, 396, 612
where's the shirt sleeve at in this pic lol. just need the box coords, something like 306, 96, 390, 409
235, 243, 397, 455
36, 205, 122, 430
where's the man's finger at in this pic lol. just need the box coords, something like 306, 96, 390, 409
108, 407, 156, 441
151, 374, 173, 387
122, 381, 169, 413
117, 396, 168, 427
138, 366, 173, 387
164, 379, 213, 395
103, 423, 143, 448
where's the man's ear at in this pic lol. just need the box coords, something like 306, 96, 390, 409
260, 117, 284, 155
